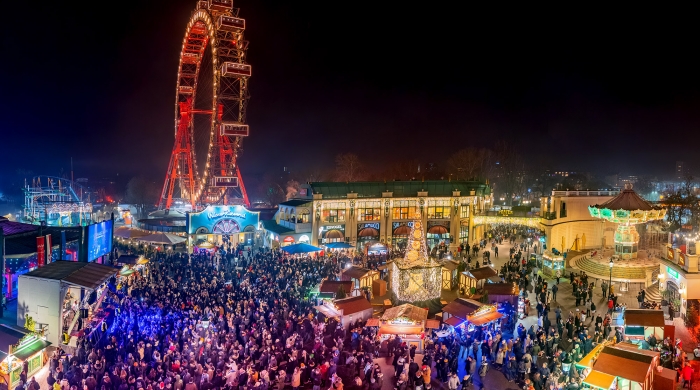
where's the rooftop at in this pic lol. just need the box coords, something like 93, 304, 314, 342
22, 260, 118, 290
308, 180, 490, 199
279, 199, 312, 207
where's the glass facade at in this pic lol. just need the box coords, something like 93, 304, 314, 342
427, 199, 451, 219
357, 201, 381, 221
392, 200, 417, 220
322, 202, 346, 223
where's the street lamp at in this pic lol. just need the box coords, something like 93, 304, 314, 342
609, 259, 614, 298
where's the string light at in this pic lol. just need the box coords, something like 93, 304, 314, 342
391, 219, 442, 302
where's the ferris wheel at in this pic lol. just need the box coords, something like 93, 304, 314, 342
159, 0, 251, 210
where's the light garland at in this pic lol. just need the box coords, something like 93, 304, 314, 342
391, 219, 442, 302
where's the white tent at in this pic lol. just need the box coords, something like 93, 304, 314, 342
136, 232, 186, 245
114, 226, 150, 239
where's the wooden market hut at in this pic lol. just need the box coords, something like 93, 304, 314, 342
441, 260, 460, 290
590, 345, 660, 390
483, 282, 519, 305
334, 295, 374, 328
379, 304, 428, 351
319, 280, 354, 298
341, 266, 380, 296
0, 328, 51, 389
459, 266, 498, 295
623, 309, 666, 341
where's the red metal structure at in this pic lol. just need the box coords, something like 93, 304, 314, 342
160, 0, 251, 210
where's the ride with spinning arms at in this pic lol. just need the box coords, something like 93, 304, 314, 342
160, 0, 251, 210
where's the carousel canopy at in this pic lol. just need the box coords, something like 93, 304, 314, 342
381, 303, 428, 322
136, 232, 186, 245
589, 186, 666, 224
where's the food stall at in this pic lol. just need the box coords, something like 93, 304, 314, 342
379, 304, 427, 352
458, 266, 498, 296
334, 296, 374, 328
623, 309, 665, 342
441, 298, 503, 333
483, 282, 519, 305
585, 345, 660, 390
0, 330, 51, 389
542, 251, 565, 276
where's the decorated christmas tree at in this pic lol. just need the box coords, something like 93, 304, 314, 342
391, 219, 442, 302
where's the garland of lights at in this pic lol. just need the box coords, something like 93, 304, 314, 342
391, 219, 442, 302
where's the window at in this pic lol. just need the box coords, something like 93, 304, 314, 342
459, 225, 468, 243
392, 200, 417, 220
460, 205, 469, 218
427, 199, 451, 219
322, 202, 346, 223
357, 201, 381, 221
559, 202, 567, 218
297, 209, 310, 223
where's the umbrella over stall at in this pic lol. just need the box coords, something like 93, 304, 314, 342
325, 242, 353, 249
281, 243, 323, 254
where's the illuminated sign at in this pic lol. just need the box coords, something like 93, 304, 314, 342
88, 220, 113, 261
667, 267, 679, 279
323, 225, 343, 231
283, 236, 295, 243
299, 235, 310, 242
189, 205, 259, 235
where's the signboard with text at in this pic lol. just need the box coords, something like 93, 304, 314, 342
189, 205, 260, 235
88, 220, 113, 261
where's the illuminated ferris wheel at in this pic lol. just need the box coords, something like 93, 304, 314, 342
159, 0, 251, 210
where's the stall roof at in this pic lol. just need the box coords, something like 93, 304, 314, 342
616, 341, 641, 350
21, 260, 118, 290
425, 319, 441, 329
469, 311, 503, 326
444, 316, 464, 327
382, 304, 428, 322
13, 338, 51, 361
442, 261, 459, 271
379, 324, 422, 335
466, 266, 498, 281
483, 282, 519, 296
314, 304, 342, 318
343, 266, 371, 280
592, 346, 658, 383
366, 318, 380, 327
624, 309, 665, 327
319, 280, 353, 294
583, 370, 617, 390
442, 298, 483, 320
577, 344, 606, 368
334, 296, 373, 315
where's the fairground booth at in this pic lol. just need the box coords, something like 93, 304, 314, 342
458, 266, 498, 296
378, 304, 428, 352
187, 205, 260, 252
0, 327, 51, 389
578, 344, 660, 390
440, 298, 503, 333
17, 261, 118, 349
341, 266, 380, 296
623, 309, 666, 342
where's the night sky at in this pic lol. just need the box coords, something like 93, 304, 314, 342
2, 3, 699, 193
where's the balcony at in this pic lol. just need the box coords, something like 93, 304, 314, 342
543, 212, 557, 220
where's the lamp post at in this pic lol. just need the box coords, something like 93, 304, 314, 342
609, 259, 614, 298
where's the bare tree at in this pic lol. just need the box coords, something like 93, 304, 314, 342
446, 147, 495, 181
494, 141, 527, 206
285, 180, 301, 200
380, 159, 419, 181
126, 176, 161, 217
334, 153, 366, 182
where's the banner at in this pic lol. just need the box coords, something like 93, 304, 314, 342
45, 234, 52, 266
679, 252, 686, 267
667, 247, 674, 261
36, 236, 46, 267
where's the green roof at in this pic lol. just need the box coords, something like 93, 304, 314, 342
279, 199, 312, 207
260, 220, 293, 235
309, 180, 490, 199
13, 338, 51, 361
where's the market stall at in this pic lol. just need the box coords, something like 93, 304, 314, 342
458, 266, 498, 295
0, 329, 51, 389
342, 266, 379, 296
379, 304, 427, 352
441, 298, 503, 333
441, 260, 460, 290
624, 309, 665, 342
587, 345, 660, 390
483, 282, 519, 306
542, 251, 565, 276
334, 296, 374, 328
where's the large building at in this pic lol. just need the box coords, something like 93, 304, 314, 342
262, 180, 492, 253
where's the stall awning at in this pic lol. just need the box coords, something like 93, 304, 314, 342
425, 319, 441, 329
379, 324, 422, 335
442, 298, 483, 319
577, 344, 605, 368
314, 305, 342, 318
444, 316, 465, 327
468, 311, 503, 326
583, 370, 616, 389
366, 318, 380, 327
13, 338, 51, 361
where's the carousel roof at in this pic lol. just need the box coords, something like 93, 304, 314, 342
594, 188, 659, 211
381, 303, 428, 322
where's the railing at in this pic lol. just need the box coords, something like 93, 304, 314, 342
543, 212, 557, 220
280, 220, 312, 233
551, 190, 620, 197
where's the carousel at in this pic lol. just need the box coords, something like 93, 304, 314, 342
390, 220, 442, 303
589, 184, 666, 259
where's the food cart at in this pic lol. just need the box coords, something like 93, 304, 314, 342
379, 304, 427, 352
0, 330, 51, 389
